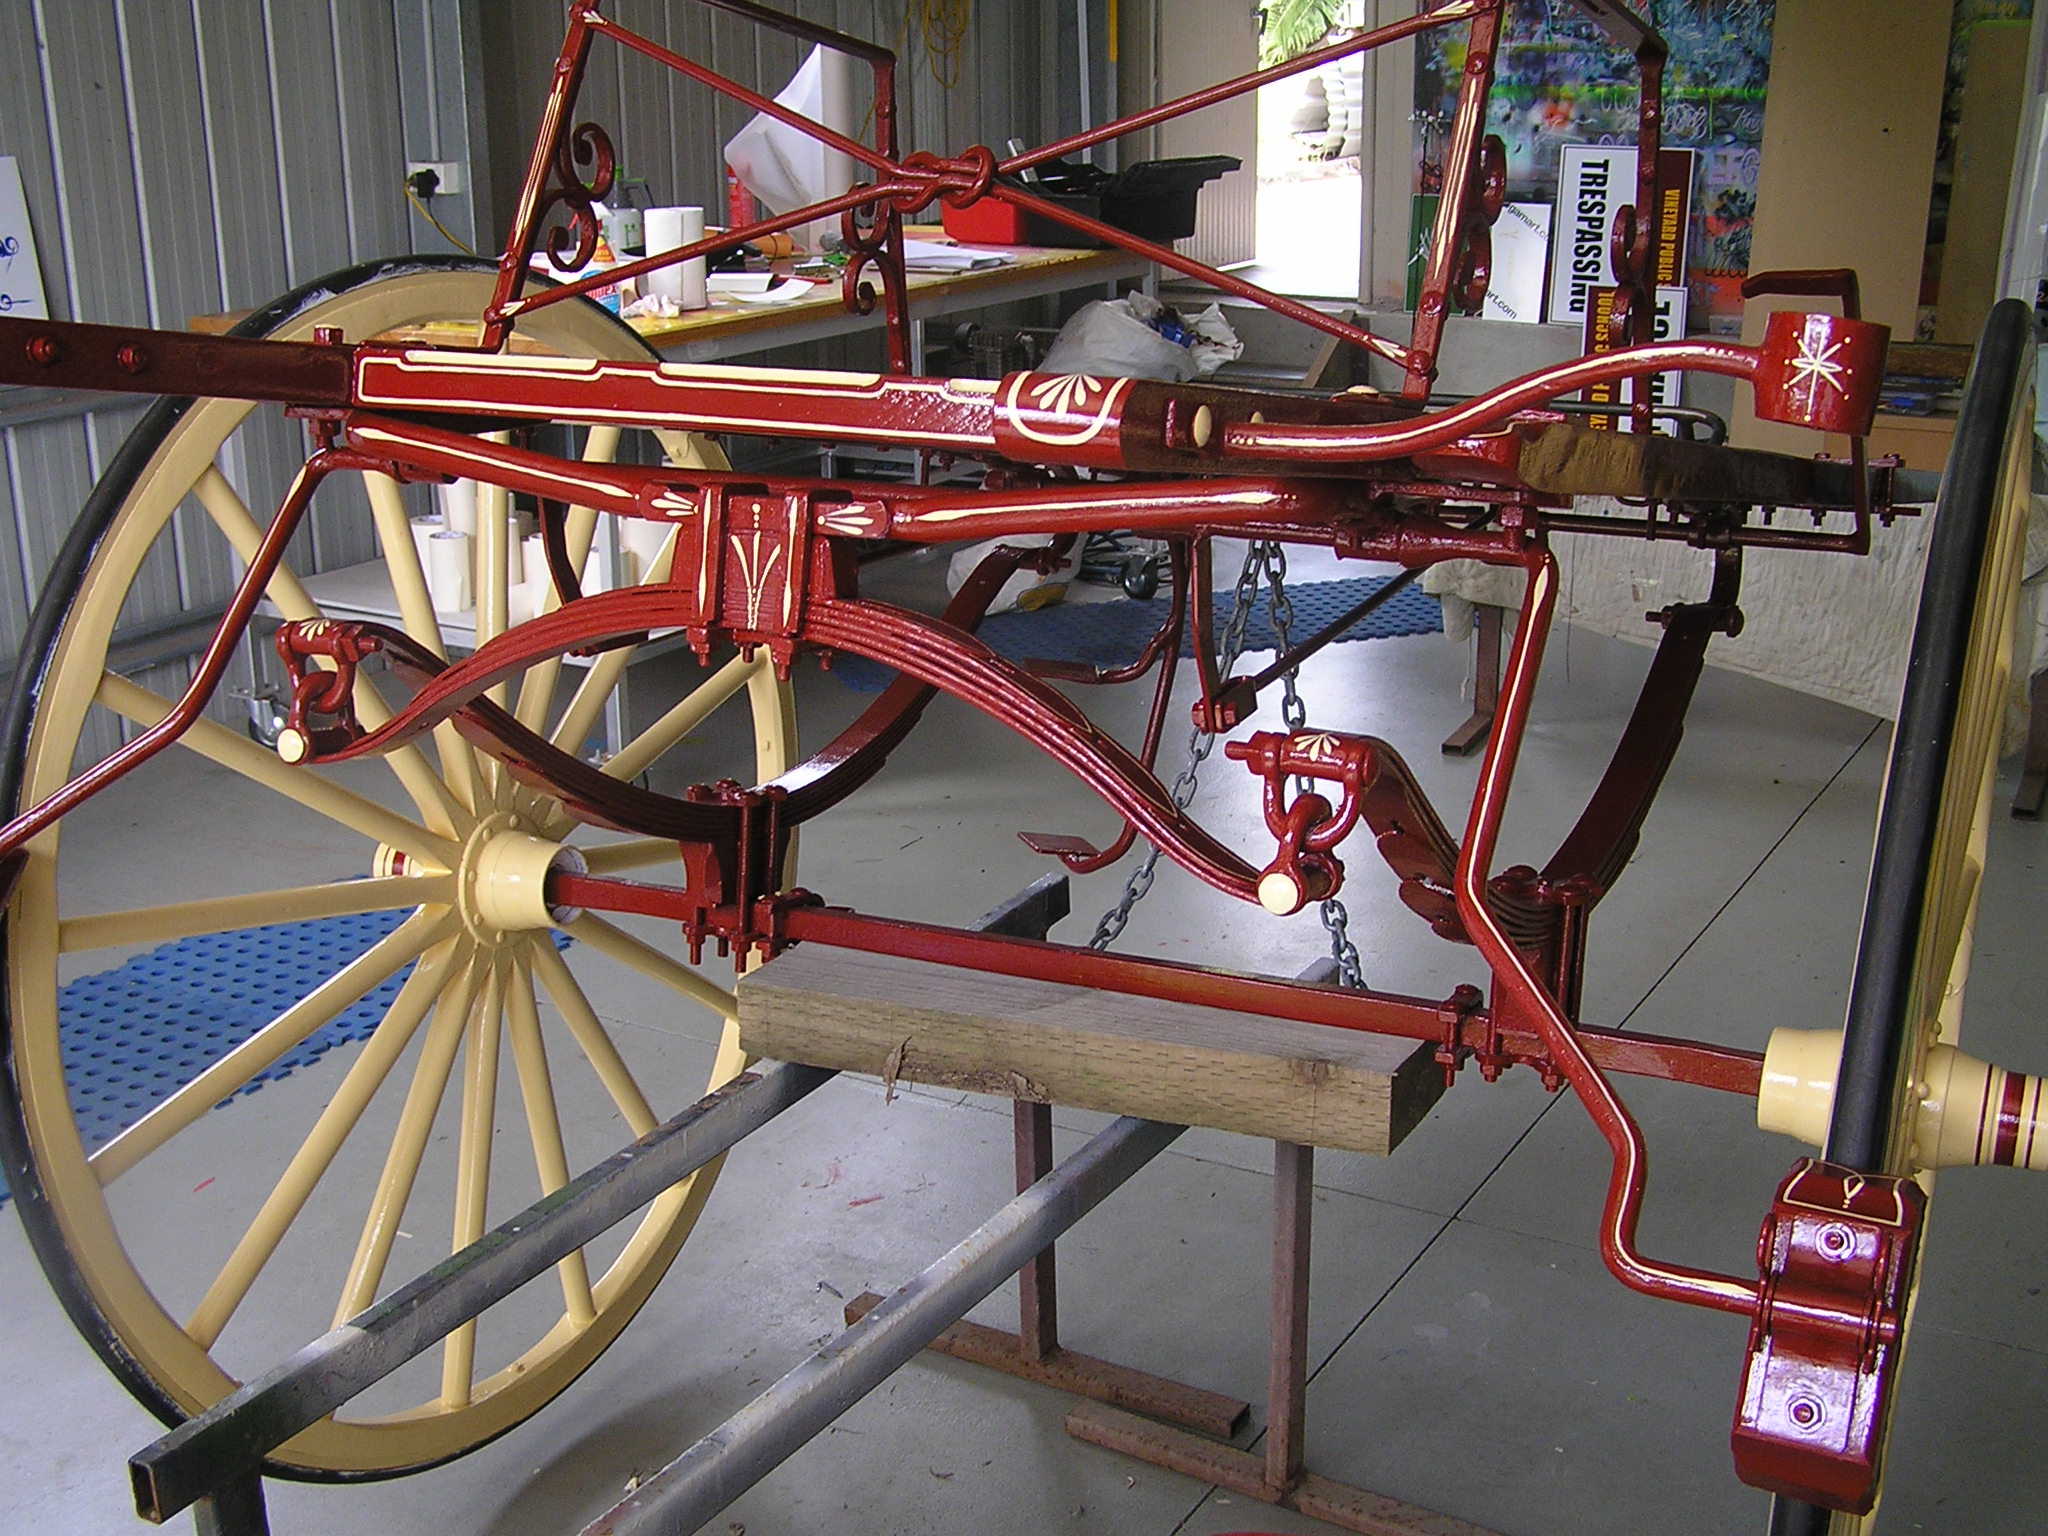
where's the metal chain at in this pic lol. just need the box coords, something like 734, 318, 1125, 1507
1090, 542, 1271, 950
1091, 540, 1367, 990
1261, 546, 1366, 989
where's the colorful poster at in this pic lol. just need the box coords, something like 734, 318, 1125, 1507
1415, 0, 1774, 335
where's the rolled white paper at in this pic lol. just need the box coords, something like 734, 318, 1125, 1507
619, 518, 673, 583
436, 479, 477, 538
426, 529, 472, 615
522, 533, 552, 600
507, 578, 541, 628
408, 517, 438, 586
677, 205, 708, 310
645, 207, 687, 305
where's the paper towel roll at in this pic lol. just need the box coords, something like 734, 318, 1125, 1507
619, 518, 674, 584
522, 532, 552, 594
677, 206, 707, 310
645, 207, 687, 306
437, 479, 477, 537
427, 530, 472, 615
408, 517, 438, 584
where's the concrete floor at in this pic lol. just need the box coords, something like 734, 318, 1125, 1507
4, 544, 2047, 1536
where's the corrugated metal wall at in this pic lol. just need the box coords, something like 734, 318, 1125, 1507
478, 2, 1058, 244
0, 0, 479, 761
0, 1, 1076, 762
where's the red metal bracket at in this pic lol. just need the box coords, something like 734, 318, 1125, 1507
1223, 730, 1375, 915
1732, 1158, 1927, 1513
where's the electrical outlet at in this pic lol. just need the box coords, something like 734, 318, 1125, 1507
405, 160, 464, 197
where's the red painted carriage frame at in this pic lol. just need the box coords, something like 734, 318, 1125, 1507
0, 0, 1926, 1514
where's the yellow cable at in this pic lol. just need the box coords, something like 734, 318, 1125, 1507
404, 183, 478, 256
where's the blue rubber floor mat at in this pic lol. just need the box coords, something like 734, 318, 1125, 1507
2, 905, 567, 1205
829, 574, 1442, 693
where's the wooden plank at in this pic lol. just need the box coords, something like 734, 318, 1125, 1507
1733, 0, 1947, 453
736, 945, 1444, 1157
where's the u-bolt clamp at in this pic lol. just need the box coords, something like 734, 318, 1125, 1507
1223, 729, 1377, 915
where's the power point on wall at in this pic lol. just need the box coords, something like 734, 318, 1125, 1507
405, 161, 464, 198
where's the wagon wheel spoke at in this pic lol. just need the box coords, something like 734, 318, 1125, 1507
185, 937, 467, 1349
334, 951, 488, 1325
504, 948, 596, 1325
192, 461, 469, 834
85, 909, 455, 1185
7, 262, 795, 1477
95, 672, 460, 870
441, 959, 507, 1405
561, 912, 739, 1021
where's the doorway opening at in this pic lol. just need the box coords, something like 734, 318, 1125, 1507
1248, 1, 1367, 298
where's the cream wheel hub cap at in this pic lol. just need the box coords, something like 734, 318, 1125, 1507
457, 811, 586, 943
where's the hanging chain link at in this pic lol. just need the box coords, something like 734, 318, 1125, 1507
1261, 546, 1366, 989
1090, 542, 1271, 950
1090, 542, 1367, 989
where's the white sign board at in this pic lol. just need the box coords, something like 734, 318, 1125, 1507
0, 157, 49, 320
1549, 143, 1634, 328
1584, 283, 1688, 431
1483, 202, 1551, 324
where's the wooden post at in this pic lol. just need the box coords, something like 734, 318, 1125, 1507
1443, 601, 1503, 756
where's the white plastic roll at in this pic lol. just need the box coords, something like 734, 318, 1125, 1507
437, 479, 477, 538
426, 529, 472, 615
619, 518, 673, 583
645, 207, 687, 305
522, 533, 552, 600
408, 517, 438, 584
678, 205, 708, 310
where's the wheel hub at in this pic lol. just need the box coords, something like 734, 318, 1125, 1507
454, 811, 586, 944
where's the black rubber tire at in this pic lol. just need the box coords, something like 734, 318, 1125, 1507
0, 254, 656, 1482
1766, 298, 2036, 1531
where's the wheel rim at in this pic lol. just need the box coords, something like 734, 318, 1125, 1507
1772, 300, 2035, 1535
1, 261, 795, 1476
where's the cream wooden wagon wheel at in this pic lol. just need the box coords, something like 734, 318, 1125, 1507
0, 257, 795, 1477
1765, 298, 2036, 1536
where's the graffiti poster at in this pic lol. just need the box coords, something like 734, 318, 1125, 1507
1415, 0, 1774, 335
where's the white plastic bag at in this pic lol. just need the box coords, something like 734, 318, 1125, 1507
1041, 292, 1242, 382
1042, 298, 1200, 382
724, 46, 857, 218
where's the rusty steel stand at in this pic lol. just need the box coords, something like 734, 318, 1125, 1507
845, 1094, 1253, 1440
1064, 1140, 1502, 1536
847, 957, 1499, 1535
